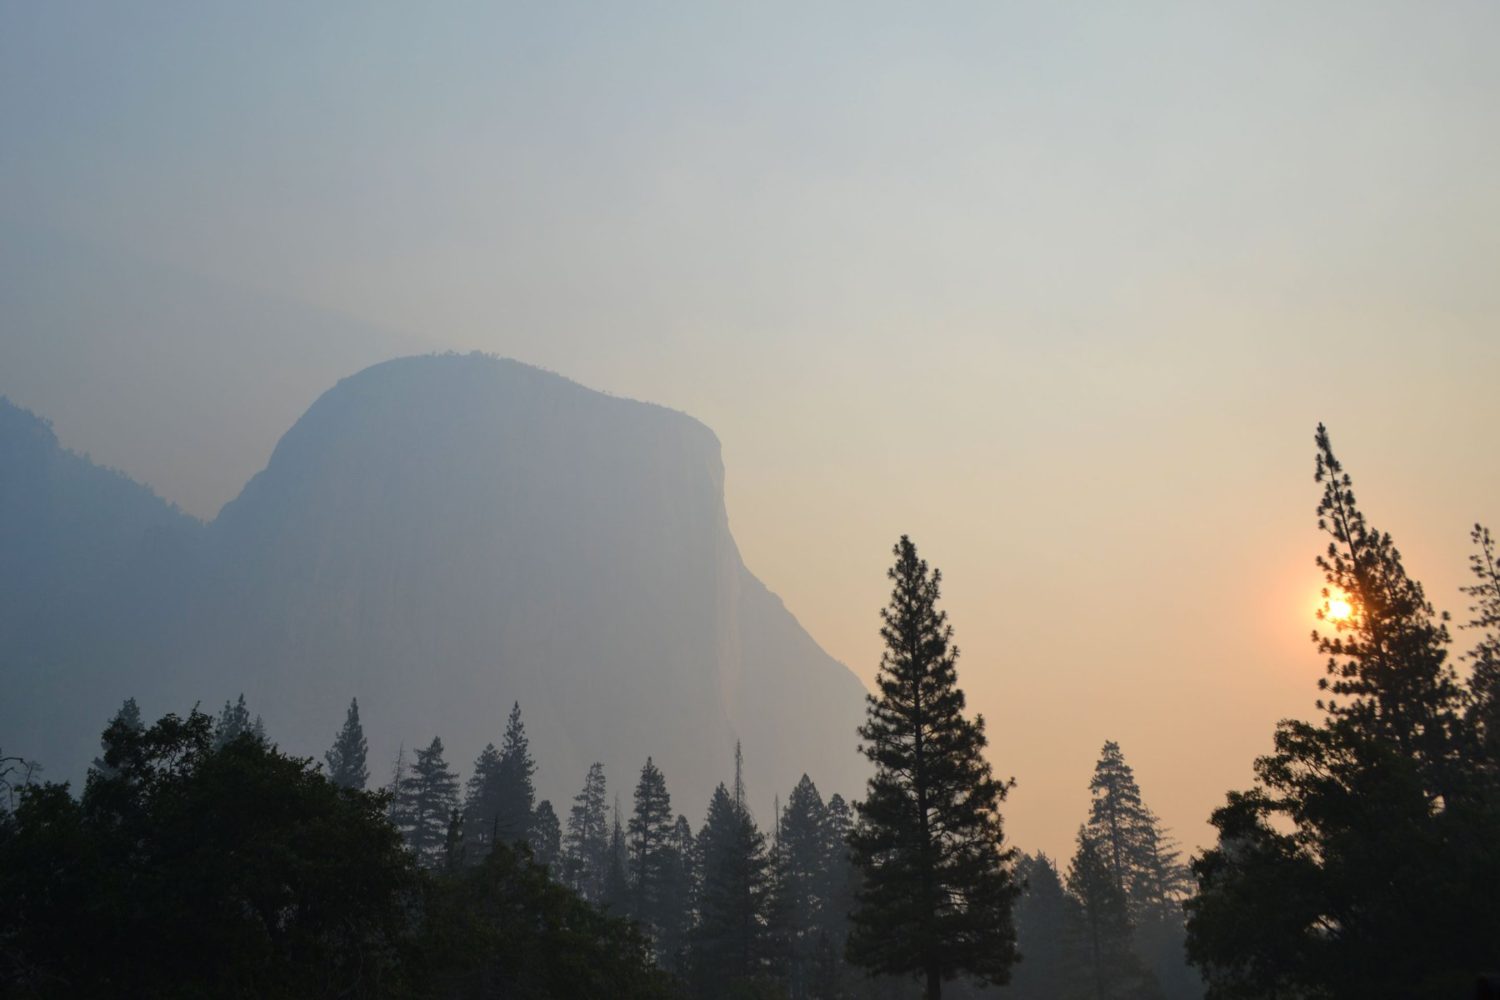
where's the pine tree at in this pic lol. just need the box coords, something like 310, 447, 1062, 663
531, 799, 562, 870
213, 693, 257, 748
394, 736, 459, 866
603, 803, 632, 914
847, 536, 1020, 999
1008, 852, 1089, 1000
91, 698, 144, 778
443, 806, 466, 873
819, 792, 858, 1000
1068, 830, 1159, 1000
564, 762, 611, 901
1462, 523, 1500, 768
629, 757, 677, 948
1086, 741, 1150, 900
1187, 426, 1498, 997
388, 743, 407, 825
692, 781, 773, 996
495, 701, 537, 847
772, 774, 831, 999
324, 698, 369, 790
659, 813, 698, 973
462, 742, 504, 856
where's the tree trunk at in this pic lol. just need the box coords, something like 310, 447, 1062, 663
926, 963, 942, 1000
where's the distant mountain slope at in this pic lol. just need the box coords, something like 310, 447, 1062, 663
0, 356, 869, 816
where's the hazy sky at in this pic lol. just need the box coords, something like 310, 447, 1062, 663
3, 2, 1498, 860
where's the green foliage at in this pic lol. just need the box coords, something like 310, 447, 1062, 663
847, 536, 1020, 998
326, 697, 370, 789
1185, 427, 1500, 998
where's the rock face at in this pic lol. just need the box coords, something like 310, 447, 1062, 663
0, 355, 869, 817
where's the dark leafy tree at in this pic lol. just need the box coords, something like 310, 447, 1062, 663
847, 536, 1020, 999
564, 762, 611, 901
90, 697, 143, 778
1186, 426, 1499, 998
0, 708, 415, 998
531, 799, 561, 870
395, 736, 460, 867
692, 781, 774, 998
325, 697, 369, 790
417, 839, 676, 999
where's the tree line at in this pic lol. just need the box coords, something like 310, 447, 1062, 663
2, 424, 1498, 998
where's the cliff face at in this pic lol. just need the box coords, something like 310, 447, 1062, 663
1, 356, 869, 815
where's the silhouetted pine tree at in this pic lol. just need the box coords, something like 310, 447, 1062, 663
819, 792, 858, 1000
772, 773, 831, 999
691, 782, 773, 997
1069, 829, 1160, 1000
443, 806, 466, 874
1008, 852, 1088, 1000
495, 701, 537, 847
394, 736, 458, 866
1463, 524, 1500, 769
531, 799, 561, 870
603, 803, 631, 914
629, 756, 681, 967
324, 698, 369, 790
1084, 741, 1195, 997
91, 698, 144, 778
565, 762, 611, 901
847, 536, 1020, 999
462, 742, 503, 856
659, 813, 698, 974
1085, 741, 1151, 901
1188, 426, 1498, 998
213, 693, 264, 748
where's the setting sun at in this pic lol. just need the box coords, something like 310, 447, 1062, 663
1326, 595, 1353, 622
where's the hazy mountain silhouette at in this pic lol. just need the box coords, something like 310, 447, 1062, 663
0, 355, 868, 813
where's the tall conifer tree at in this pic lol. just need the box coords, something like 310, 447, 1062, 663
495, 701, 537, 846
394, 736, 459, 866
565, 762, 611, 900
1187, 426, 1499, 997
629, 757, 676, 936
324, 698, 369, 790
847, 536, 1020, 999
692, 782, 773, 996
531, 799, 561, 869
